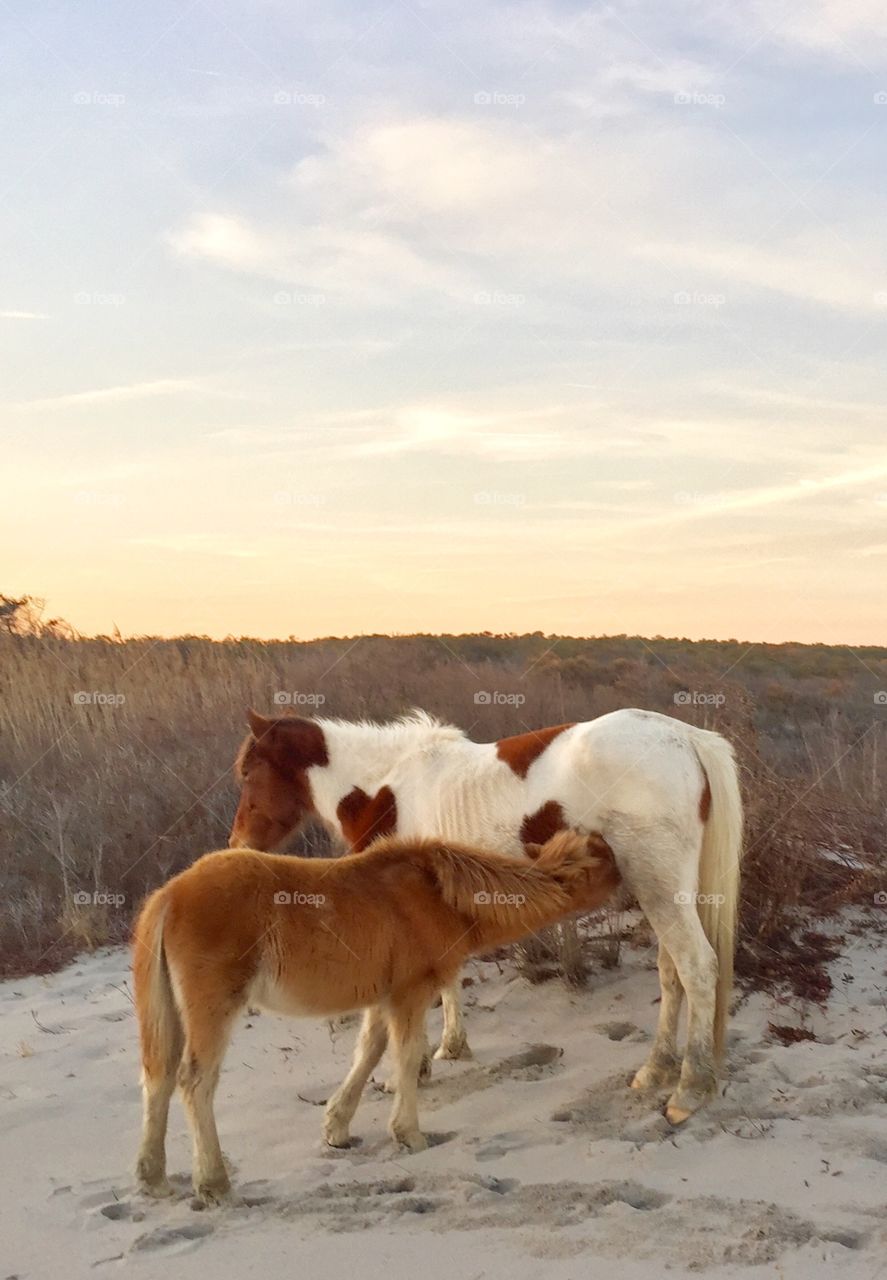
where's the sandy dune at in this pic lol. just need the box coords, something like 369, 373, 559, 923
2, 925, 886, 1279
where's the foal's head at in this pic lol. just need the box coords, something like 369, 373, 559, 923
525, 830, 621, 912
229, 711, 329, 850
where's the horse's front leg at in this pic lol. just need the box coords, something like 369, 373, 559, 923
434, 980, 471, 1060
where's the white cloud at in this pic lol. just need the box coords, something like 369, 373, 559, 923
6, 378, 201, 411
167, 214, 269, 269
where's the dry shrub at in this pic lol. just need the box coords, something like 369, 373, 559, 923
1, 616, 885, 986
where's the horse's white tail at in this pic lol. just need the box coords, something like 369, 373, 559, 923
685, 725, 744, 1061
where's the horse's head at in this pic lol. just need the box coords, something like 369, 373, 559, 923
229, 710, 329, 851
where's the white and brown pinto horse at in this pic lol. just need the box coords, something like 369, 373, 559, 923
231, 708, 743, 1123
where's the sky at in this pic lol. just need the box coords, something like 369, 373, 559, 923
2, 0, 887, 643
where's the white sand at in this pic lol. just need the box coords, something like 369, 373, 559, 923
2, 924, 886, 1279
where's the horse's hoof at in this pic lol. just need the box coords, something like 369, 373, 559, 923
665, 1105, 692, 1126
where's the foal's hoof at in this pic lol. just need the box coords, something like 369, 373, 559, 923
391, 1130, 428, 1153
137, 1176, 173, 1199
194, 1175, 231, 1206
135, 1159, 172, 1198
665, 1105, 693, 1126
433, 1031, 470, 1061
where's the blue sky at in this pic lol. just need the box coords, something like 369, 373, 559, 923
3, 0, 887, 640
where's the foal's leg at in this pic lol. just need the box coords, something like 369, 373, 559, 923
324, 1007, 388, 1147
434, 980, 470, 1060
136, 1056, 180, 1196
135, 974, 184, 1197
630, 944, 683, 1091
387, 993, 435, 1152
177, 1005, 238, 1202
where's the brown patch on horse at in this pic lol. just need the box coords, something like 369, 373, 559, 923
337, 785, 398, 852
519, 800, 567, 849
496, 724, 574, 779
699, 770, 712, 823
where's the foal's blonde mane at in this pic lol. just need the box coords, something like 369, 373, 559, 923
364, 830, 599, 932
429, 845, 571, 930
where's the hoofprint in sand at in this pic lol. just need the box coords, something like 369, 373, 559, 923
1, 925, 886, 1280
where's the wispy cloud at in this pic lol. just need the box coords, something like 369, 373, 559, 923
8, 379, 202, 411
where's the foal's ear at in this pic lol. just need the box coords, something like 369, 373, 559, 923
524, 842, 543, 861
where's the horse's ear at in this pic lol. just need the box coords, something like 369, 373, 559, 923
524, 842, 543, 861
248, 709, 271, 738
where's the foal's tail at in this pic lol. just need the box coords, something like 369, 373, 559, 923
132, 889, 183, 1083
685, 726, 744, 1062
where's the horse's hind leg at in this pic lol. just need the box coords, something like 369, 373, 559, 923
324, 1006, 388, 1147
635, 894, 718, 1122
660, 914, 718, 1124
621, 832, 718, 1122
630, 943, 683, 1091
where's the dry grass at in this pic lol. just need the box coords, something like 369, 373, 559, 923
1, 615, 885, 987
